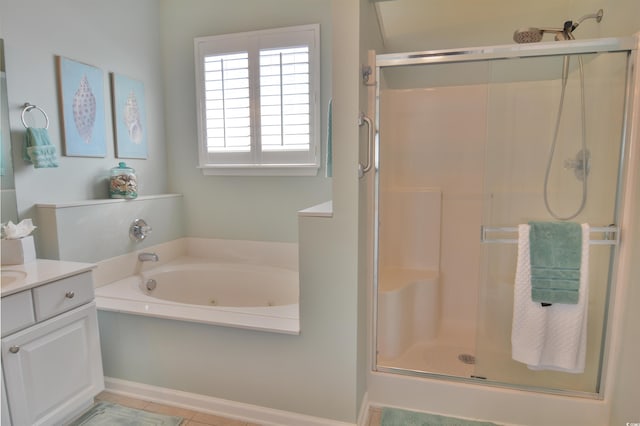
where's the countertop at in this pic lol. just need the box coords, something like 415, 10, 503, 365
297, 200, 333, 217
1, 259, 96, 297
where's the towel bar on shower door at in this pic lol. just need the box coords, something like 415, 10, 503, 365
480, 225, 619, 245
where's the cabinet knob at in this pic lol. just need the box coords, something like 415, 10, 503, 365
65, 291, 75, 299
9, 346, 20, 354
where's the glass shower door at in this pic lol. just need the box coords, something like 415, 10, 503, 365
375, 60, 494, 379
473, 50, 629, 394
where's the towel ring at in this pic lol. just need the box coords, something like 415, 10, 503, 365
21, 103, 50, 129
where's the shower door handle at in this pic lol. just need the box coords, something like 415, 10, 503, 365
358, 112, 374, 178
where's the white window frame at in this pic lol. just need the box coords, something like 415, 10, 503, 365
194, 24, 320, 176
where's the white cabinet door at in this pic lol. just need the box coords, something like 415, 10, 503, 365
2, 365, 11, 426
1, 302, 104, 426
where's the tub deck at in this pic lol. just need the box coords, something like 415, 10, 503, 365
95, 256, 300, 335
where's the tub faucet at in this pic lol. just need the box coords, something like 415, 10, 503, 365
138, 252, 159, 262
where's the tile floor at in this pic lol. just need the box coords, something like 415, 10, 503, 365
94, 391, 260, 426
94, 391, 383, 425
367, 407, 382, 426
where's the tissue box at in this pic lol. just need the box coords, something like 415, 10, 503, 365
1, 236, 36, 265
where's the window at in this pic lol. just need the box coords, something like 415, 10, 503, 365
194, 25, 320, 176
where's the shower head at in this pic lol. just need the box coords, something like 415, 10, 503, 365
513, 27, 560, 43
513, 9, 604, 44
513, 28, 543, 43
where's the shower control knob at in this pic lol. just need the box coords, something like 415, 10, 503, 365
145, 279, 157, 291
563, 149, 591, 181
130, 218, 152, 241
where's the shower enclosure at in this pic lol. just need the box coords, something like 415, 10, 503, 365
370, 36, 637, 396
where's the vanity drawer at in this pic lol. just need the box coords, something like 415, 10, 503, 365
1, 291, 36, 337
32, 271, 94, 321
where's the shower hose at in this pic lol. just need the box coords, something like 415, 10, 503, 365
543, 55, 588, 220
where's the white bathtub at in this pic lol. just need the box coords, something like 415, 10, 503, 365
94, 239, 300, 334
141, 261, 297, 307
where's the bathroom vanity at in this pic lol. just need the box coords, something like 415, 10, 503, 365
1, 260, 104, 425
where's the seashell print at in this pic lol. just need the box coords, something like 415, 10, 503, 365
72, 74, 96, 144
123, 90, 143, 144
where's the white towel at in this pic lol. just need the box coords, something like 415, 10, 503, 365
511, 223, 590, 373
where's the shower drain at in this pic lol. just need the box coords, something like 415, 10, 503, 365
458, 353, 476, 365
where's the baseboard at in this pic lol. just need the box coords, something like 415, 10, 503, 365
357, 391, 370, 426
104, 377, 355, 426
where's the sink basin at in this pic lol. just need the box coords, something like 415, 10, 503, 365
1, 269, 27, 286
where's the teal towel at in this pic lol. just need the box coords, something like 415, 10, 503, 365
381, 408, 499, 426
529, 221, 582, 304
325, 99, 332, 178
23, 127, 58, 168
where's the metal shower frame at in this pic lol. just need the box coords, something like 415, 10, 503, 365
370, 35, 638, 398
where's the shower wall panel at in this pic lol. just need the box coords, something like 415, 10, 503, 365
482, 54, 626, 223
379, 189, 441, 271
379, 85, 488, 340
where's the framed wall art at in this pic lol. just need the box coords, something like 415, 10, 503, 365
56, 56, 107, 157
110, 73, 147, 159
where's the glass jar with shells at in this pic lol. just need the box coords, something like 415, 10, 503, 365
109, 162, 137, 199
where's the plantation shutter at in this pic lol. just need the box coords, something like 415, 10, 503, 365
259, 46, 310, 152
195, 24, 320, 176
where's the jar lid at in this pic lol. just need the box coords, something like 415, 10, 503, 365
113, 162, 134, 172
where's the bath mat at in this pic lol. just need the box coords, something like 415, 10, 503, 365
68, 401, 183, 425
381, 407, 499, 426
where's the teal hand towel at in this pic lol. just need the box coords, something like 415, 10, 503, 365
529, 221, 582, 304
23, 127, 58, 168
26, 145, 58, 168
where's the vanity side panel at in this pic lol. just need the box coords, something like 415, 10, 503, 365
35, 206, 60, 260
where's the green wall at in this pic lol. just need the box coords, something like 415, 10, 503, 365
1, 0, 169, 223
160, 0, 333, 243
